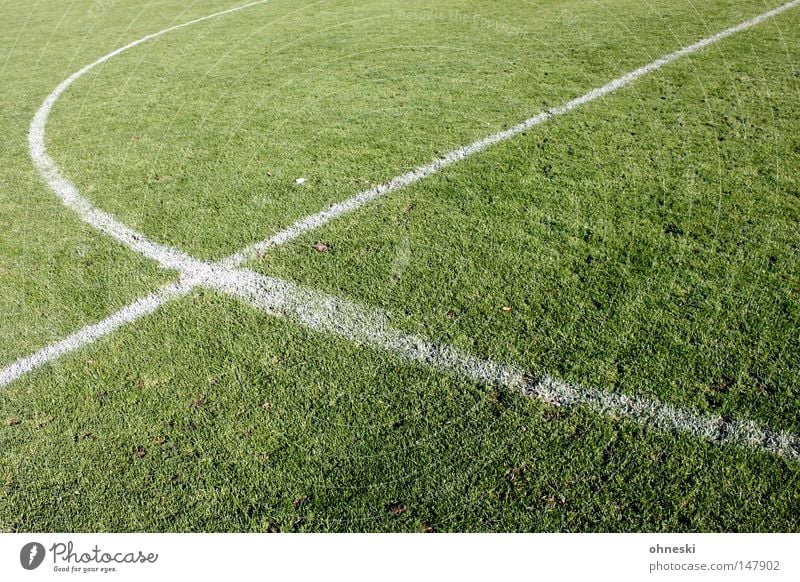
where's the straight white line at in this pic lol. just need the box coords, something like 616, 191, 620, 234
202, 266, 800, 462
222, 0, 800, 267
7, 261, 798, 462
0, 281, 193, 387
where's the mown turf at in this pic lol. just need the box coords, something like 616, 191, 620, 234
2, 292, 799, 531
47, 0, 793, 259
0, 0, 219, 364
1, 0, 799, 532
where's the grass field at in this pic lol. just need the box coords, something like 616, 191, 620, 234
1, 0, 799, 531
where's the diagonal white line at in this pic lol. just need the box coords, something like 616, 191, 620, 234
10, 259, 800, 461
221, 0, 800, 267
200, 266, 800, 462
0, 281, 193, 387
8, 0, 797, 387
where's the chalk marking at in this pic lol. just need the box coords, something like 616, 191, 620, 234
12, 0, 798, 384
221, 0, 800, 267
28, 0, 799, 274
0, 281, 192, 387
27, 0, 273, 273
200, 266, 800, 463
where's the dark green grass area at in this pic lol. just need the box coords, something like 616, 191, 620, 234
1, 292, 799, 532
1, 0, 799, 532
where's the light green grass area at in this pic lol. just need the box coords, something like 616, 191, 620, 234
1, 0, 799, 531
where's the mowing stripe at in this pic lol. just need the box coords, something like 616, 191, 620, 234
201, 266, 800, 463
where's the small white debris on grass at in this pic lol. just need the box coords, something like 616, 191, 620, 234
295, 177, 306, 185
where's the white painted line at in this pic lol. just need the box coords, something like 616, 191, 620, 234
0, 281, 192, 387
27, 0, 273, 273
28, 0, 798, 274
203, 267, 800, 463
222, 0, 800, 268
6, 261, 798, 462
26, 0, 800, 273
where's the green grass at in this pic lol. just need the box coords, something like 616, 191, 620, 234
1, 0, 799, 531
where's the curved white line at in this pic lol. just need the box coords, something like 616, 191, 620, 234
27, 0, 272, 274
28, 0, 800, 274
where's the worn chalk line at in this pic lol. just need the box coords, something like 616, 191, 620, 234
0, 282, 193, 387
2, 1, 798, 463
28, 0, 275, 274
204, 266, 800, 463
